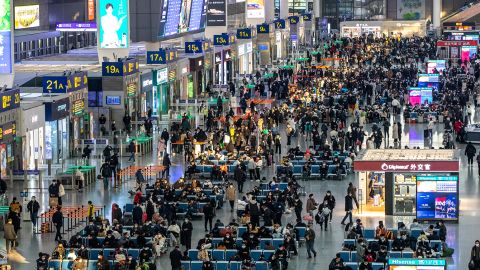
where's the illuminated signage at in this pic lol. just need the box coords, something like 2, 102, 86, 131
14, 5, 40, 29
168, 69, 176, 81
72, 99, 85, 116
246, 0, 265, 18
106, 95, 121, 105
0, 0, 12, 74
156, 68, 168, 84
185, 41, 203, 53
43, 77, 67, 93
56, 22, 97, 32
99, 0, 129, 48
237, 28, 252, 39
388, 259, 446, 266
88, 0, 95, 20
0, 89, 20, 114
213, 34, 229, 46
274, 19, 286, 29
102, 59, 139, 77
257, 24, 269, 33
147, 50, 167, 65
0, 122, 16, 141
127, 82, 137, 97
289, 16, 299, 24
302, 14, 312, 21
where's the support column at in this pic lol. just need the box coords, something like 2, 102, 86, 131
280, 0, 288, 19
313, 0, 320, 18
433, 0, 442, 30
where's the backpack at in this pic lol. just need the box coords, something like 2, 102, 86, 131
249, 203, 259, 216
365, 253, 374, 262
315, 212, 325, 224
368, 241, 380, 252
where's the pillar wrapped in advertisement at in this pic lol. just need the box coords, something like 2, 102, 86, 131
98, 0, 129, 48
0, 0, 13, 75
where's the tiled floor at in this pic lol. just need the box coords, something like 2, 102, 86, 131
4, 110, 478, 269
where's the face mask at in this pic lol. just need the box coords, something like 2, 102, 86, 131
476, 244, 479, 247
381, 237, 385, 241
185, 219, 188, 223
242, 245, 246, 248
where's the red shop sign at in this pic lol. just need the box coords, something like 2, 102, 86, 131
436, 40, 478, 47
354, 161, 459, 172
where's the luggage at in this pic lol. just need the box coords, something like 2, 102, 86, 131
49, 197, 58, 208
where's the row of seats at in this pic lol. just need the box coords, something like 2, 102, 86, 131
213, 226, 306, 242
338, 250, 415, 262
209, 238, 285, 249
48, 259, 120, 270
79, 238, 152, 250
259, 183, 289, 191
289, 152, 351, 160
276, 164, 348, 179
182, 260, 269, 270
346, 228, 439, 239
343, 262, 386, 270
187, 249, 276, 261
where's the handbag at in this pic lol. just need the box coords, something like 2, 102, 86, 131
49, 197, 58, 207
303, 214, 313, 222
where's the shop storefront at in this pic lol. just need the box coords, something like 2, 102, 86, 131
340, 20, 426, 38
442, 22, 479, 41
0, 89, 21, 175
44, 97, 70, 164
19, 102, 46, 170
273, 19, 288, 61
238, 41, 254, 75
189, 56, 205, 97
152, 68, 170, 117
436, 40, 479, 61
256, 23, 274, 66
354, 149, 460, 222
140, 71, 153, 117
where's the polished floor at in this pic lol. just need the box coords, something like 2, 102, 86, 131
4, 109, 480, 270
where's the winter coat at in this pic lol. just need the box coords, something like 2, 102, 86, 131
3, 222, 16, 240
226, 186, 236, 201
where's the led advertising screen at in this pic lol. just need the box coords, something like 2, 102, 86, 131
14, 5, 39, 29
416, 175, 458, 220
418, 74, 440, 91
247, 0, 265, 18
427, 60, 446, 74
106, 95, 121, 105
0, 0, 12, 74
206, 0, 226, 26
461, 46, 478, 62
99, 0, 129, 48
408, 87, 433, 105
159, 0, 207, 37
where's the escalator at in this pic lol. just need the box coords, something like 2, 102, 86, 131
442, 1, 480, 23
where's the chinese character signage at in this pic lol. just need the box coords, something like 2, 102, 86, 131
0, 121, 16, 141
417, 175, 458, 221
72, 99, 85, 116
98, 0, 129, 48
0, 0, 12, 74
67, 71, 88, 92
0, 88, 19, 113
353, 161, 459, 172
56, 22, 97, 32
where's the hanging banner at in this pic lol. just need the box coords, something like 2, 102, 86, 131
0, 0, 12, 74
88, 0, 95, 20
206, 0, 226, 26
98, 0, 129, 48
247, 0, 265, 18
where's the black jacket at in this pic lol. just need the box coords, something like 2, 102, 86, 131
170, 249, 182, 267
344, 195, 353, 211
27, 200, 40, 213
52, 211, 63, 226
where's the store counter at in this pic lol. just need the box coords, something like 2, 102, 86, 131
125, 135, 153, 155
57, 165, 96, 189
465, 124, 480, 143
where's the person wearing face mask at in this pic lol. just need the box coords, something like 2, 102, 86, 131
471, 240, 480, 270
181, 218, 193, 250
27, 196, 40, 233
139, 246, 153, 264
323, 191, 336, 223
170, 245, 182, 270
96, 254, 110, 270
377, 234, 388, 249
77, 245, 88, 259
126, 255, 137, 270
223, 233, 234, 249
392, 234, 406, 251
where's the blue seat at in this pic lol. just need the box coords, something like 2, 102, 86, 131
255, 261, 268, 270
235, 239, 243, 247
188, 249, 199, 260
351, 251, 357, 262
177, 203, 188, 213
263, 250, 275, 260
344, 239, 356, 247
410, 229, 422, 239
103, 248, 116, 259
430, 240, 443, 253
339, 251, 350, 262
311, 165, 320, 176
212, 238, 223, 247
230, 261, 241, 270
127, 249, 140, 259
345, 262, 358, 270
372, 262, 385, 270
89, 249, 102, 260
250, 250, 262, 261
215, 261, 229, 270
191, 261, 203, 270
226, 249, 238, 261
62, 260, 74, 270
327, 165, 337, 178
402, 251, 414, 258
259, 238, 270, 249
296, 227, 306, 241
124, 203, 134, 213
181, 261, 191, 270
48, 260, 62, 270
292, 166, 302, 176
212, 249, 225, 260
279, 183, 288, 191
272, 238, 283, 249
389, 251, 402, 258
364, 229, 375, 239
203, 166, 213, 173
238, 227, 247, 236
87, 260, 98, 269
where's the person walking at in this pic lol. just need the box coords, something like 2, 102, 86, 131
466, 142, 477, 166
341, 192, 354, 226
306, 194, 317, 216
162, 153, 172, 178
382, 119, 390, 147
347, 182, 359, 209
100, 162, 112, 189
4, 218, 16, 253
323, 191, 336, 223
170, 245, 182, 270
305, 224, 317, 258
180, 218, 193, 250
471, 240, 480, 270
27, 196, 40, 232
226, 183, 236, 212
52, 206, 64, 241
128, 140, 136, 162
203, 202, 214, 232
234, 165, 246, 193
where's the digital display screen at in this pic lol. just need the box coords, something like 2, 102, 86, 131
416, 175, 458, 220
14, 5, 40, 29
106, 95, 121, 105
461, 46, 477, 62
206, 0, 226, 26
409, 87, 433, 105
247, 0, 265, 18
418, 74, 440, 91
0, 0, 12, 74
388, 258, 446, 270
99, 0, 129, 48
427, 60, 446, 74
390, 266, 444, 270
159, 0, 207, 37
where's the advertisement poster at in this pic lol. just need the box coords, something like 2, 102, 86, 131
0, 0, 12, 74
247, 0, 265, 18
0, 144, 6, 178
99, 0, 129, 48
88, 0, 95, 21
397, 0, 424, 20
14, 5, 39, 29
207, 0, 226, 26
427, 60, 446, 74
416, 176, 458, 220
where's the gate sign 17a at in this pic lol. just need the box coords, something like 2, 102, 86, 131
185, 41, 203, 54
147, 50, 167, 64
275, 19, 286, 29
257, 24, 269, 34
